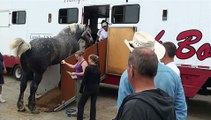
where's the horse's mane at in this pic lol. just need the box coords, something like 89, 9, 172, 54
57, 23, 85, 36
69, 23, 85, 33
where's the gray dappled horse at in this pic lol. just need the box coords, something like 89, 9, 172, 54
10, 23, 93, 113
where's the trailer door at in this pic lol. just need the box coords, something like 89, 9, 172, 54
0, 11, 10, 27
106, 27, 135, 75
106, 4, 140, 75
0, 11, 11, 54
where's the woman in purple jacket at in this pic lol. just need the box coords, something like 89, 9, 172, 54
62, 50, 88, 114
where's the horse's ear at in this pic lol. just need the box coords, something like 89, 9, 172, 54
84, 24, 88, 29
84, 24, 91, 33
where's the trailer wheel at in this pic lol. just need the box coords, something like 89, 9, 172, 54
13, 65, 23, 81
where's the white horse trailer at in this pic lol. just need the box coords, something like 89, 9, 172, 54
1, 0, 211, 111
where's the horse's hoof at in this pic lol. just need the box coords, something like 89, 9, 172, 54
31, 109, 40, 114
26, 104, 40, 114
17, 107, 26, 112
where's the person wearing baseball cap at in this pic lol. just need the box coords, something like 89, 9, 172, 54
117, 31, 187, 120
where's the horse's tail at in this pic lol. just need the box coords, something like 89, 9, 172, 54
10, 38, 31, 57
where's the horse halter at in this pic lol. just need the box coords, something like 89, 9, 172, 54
80, 28, 94, 44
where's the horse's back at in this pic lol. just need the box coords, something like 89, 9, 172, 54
21, 37, 76, 71
20, 38, 56, 72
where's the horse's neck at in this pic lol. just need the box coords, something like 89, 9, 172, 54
53, 33, 79, 56
53, 35, 69, 42
55, 32, 81, 42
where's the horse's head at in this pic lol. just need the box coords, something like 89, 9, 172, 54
66, 23, 93, 43
77, 25, 94, 50
57, 23, 93, 50
80, 25, 94, 44
69, 24, 94, 50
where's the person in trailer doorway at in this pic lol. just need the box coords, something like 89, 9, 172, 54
0, 52, 7, 103
117, 31, 187, 120
61, 50, 88, 116
96, 20, 108, 42
77, 54, 101, 120
160, 41, 180, 76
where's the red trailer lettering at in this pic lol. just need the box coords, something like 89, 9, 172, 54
156, 29, 211, 61
196, 43, 211, 61
176, 30, 202, 59
176, 30, 211, 61
155, 30, 165, 42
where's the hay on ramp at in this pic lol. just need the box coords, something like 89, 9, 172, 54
36, 87, 62, 112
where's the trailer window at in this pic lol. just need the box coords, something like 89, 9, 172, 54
162, 9, 168, 21
48, 13, 52, 23
59, 8, 78, 24
112, 4, 140, 24
12, 11, 26, 24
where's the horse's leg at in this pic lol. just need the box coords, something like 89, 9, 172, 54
17, 71, 30, 112
28, 72, 43, 114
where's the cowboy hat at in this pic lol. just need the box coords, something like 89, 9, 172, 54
124, 31, 165, 60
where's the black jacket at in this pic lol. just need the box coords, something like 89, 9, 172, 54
115, 89, 176, 120
0, 52, 3, 73
79, 65, 101, 94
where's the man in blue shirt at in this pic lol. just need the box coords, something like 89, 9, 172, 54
117, 31, 187, 120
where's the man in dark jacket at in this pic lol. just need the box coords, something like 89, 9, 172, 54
115, 47, 176, 120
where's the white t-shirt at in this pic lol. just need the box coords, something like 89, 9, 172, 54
166, 62, 180, 76
99, 29, 108, 41
97, 28, 103, 36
